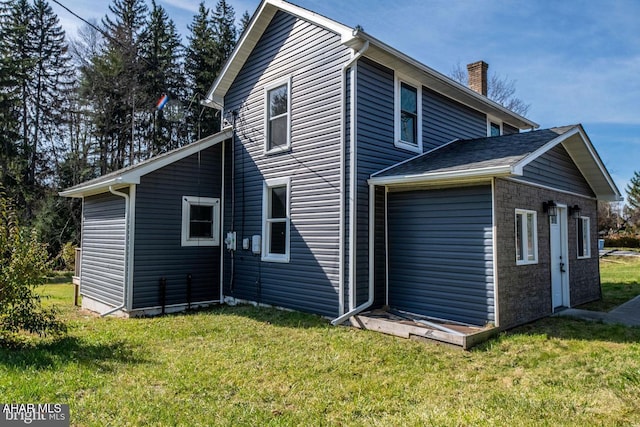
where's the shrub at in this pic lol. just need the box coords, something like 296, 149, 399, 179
0, 192, 66, 346
604, 234, 640, 248
59, 241, 76, 271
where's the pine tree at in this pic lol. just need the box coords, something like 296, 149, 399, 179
239, 10, 251, 35
96, 0, 148, 170
185, 2, 219, 139
139, 0, 185, 155
212, 0, 236, 74
626, 171, 640, 210
0, 0, 23, 199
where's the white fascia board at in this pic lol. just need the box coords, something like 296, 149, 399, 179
511, 126, 580, 175
370, 138, 460, 178
368, 165, 512, 186
204, 0, 353, 110
58, 177, 132, 198
123, 129, 231, 182
60, 128, 232, 198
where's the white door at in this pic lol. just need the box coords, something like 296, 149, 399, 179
550, 206, 569, 309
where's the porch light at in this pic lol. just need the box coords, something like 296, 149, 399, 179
543, 200, 558, 219
568, 204, 581, 219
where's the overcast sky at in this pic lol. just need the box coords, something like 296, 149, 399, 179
51, 0, 640, 198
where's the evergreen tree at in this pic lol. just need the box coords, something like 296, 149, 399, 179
239, 10, 251, 35
93, 0, 148, 170
212, 0, 236, 74
0, 0, 23, 200
626, 171, 640, 210
185, 2, 219, 138
139, 0, 185, 154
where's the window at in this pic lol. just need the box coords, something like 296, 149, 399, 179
515, 209, 538, 265
265, 77, 291, 153
489, 121, 502, 136
577, 216, 591, 258
394, 76, 422, 153
487, 117, 502, 136
262, 177, 291, 262
181, 196, 220, 246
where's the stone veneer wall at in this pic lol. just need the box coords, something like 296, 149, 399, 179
494, 178, 599, 329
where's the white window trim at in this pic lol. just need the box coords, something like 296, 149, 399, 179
181, 196, 220, 247
487, 115, 503, 136
262, 177, 291, 263
515, 208, 538, 265
394, 74, 422, 153
264, 76, 292, 155
577, 216, 591, 259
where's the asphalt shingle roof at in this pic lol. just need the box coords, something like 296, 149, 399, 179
374, 126, 575, 178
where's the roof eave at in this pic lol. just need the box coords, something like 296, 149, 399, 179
205, 0, 354, 110
350, 30, 539, 131
368, 165, 513, 187
60, 128, 233, 198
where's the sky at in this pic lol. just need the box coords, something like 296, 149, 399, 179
50, 0, 640, 200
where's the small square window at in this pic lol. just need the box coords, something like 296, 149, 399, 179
577, 216, 591, 258
265, 78, 291, 153
515, 209, 538, 265
487, 117, 502, 136
262, 178, 291, 262
181, 196, 220, 246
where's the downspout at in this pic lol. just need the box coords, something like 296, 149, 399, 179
101, 185, 130, 316
331, 181, 375, 326
336, 39, 369, 318
219, 140, 226, 302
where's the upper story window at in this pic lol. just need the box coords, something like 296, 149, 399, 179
181, 196, 220, 247
487, 116, 503, 136
394, 75, 422, 153
515, 209, 538, 265
577, 216, 591, 258
262, 177, 291, 262
265, 77, 291, 154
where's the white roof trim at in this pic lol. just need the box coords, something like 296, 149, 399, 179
204, 0, 353, 109
368, 165, 512, 186
203, 0, 537, 131
60, 128, 233, 198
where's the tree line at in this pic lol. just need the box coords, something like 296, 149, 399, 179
0, 0, 245, 263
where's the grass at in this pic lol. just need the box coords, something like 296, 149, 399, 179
580, 256, 640, 311
1, 263, 639, 426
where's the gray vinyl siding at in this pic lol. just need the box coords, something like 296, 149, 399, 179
353, 59, 488, 309
81, 191, 127, 307
522, 144, 595, 196
223, 10, 350, 317
132, 145, 222, 309
387, 185, 494, 326
423, 87, 487, 148
503, 122, 519, 135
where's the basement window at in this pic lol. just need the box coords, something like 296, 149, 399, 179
181, 196, 220, 246
515, 209, 538, 265
577, 216, 591, 258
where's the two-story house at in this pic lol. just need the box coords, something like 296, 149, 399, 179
61, 0, 620, 338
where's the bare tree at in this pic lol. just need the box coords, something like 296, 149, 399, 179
450, 62, 530, 117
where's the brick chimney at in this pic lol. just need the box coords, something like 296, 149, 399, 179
467, 61, 489, 96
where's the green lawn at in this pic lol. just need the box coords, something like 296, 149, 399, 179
1, 261, 639, 426
580, 256, 640, 311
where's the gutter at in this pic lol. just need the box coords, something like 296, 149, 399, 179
334, 40, 369, 320
101, 185, 130, 316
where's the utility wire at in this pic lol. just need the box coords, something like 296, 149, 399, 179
51, 0, 154, 68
